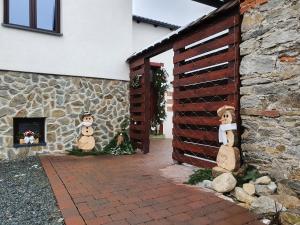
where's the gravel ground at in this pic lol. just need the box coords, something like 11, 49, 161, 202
0, 157, 64, 225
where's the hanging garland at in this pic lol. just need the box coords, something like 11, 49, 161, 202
151, 68, 169, 127
130, 74, 142, 89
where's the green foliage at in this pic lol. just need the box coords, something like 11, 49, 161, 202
67, 147, 106, 156
185, 168, 213, 185
151, 68, 169, 127
130, 74, 142, 89
102, 132, 135, 156
236, 165, 262, 186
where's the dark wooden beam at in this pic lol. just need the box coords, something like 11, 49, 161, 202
192, 0, 226, 8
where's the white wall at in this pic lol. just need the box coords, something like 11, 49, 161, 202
0, 0, 132, 81
132, 21, 174, 139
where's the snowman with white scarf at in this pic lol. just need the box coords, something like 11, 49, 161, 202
213, 105, 240, 173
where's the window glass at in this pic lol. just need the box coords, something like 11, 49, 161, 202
9, 0, 30, 26
37, 0, 56, 31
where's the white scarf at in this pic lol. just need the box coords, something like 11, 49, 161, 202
76, 121, 93, 128
218, 123, 237, 145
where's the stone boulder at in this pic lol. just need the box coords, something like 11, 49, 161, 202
280, 209, 300, 225
234, 187, 256, 204
212, 166, 229, 178
250, 196, 286, 215
212, 173, 237, 193
255, 182, 277, 196
255, 176, 272, 185
243, 183, 256, 196
277, 182, 298, 197
269, 194, 300, 209
196, 180, 213, 190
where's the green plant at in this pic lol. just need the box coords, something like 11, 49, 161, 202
151, 68, 169, 127
185, 168, 213, 185
236, 165, 262, 186
130, 74, 142, 89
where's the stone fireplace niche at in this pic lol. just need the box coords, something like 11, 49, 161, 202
13, 117, 47, 148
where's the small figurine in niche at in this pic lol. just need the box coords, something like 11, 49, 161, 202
213, 105, 240, 174
76, 112, 96, 152
24, 130, 35, 144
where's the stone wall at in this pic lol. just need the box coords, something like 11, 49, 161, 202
240, 0, 300, 180
0, 71, 129, 160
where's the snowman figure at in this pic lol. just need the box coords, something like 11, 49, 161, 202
24, 130, 35, 144
76, 112, 96, 152
213, 105, 240, 173
217, 105, 238, 147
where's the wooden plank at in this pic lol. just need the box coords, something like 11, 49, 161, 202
173, 116, 220, 126
130, 124, 144, 131
173, 101, 234, 112
134, 142, 143, 150
130, 58, 144, 69
173, 83, 236, 100
129, 132, 143, 140
174, 32, 238, 63
173, 128, 218, 142
192, 0, 225, 8
131, 115, 143, 122
174, 48, 236, 75
130, 107, 143, 113
172, 151, 217, 168
174, 15, 238, 50
130, 67, 144, 77
173, 139, 219, 158
130, 88, 144, 95
130, 97, 143, 104
173, 66, 234, 87
141, 59, 151, 154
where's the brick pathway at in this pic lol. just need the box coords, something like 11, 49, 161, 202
40, 139, 262, 225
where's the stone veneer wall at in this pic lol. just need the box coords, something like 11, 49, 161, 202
240, 0, 300, 179
0, 70, 129, 160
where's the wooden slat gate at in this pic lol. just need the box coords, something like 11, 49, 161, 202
172, 7, 241, 167
129, 58, 151, 153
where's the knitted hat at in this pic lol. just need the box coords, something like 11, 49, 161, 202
217, 105, 235, 117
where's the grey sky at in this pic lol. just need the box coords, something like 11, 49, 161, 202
133, 0, 215, 26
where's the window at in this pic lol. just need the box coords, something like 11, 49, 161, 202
3, 0, 61, 34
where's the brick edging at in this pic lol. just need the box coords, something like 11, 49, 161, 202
40, 156, 86, 225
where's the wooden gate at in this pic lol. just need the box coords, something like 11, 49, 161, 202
172, 7, 241, 167
129, 58, 151, 153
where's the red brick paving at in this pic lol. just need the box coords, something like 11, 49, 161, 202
40, 139, 262, 225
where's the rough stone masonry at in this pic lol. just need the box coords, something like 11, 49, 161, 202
240, 0, 300, 180
0, 71, 129, 160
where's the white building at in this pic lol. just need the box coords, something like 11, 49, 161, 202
0, 0, 179, 159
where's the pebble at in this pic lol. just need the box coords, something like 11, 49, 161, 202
0, 157, 63, 225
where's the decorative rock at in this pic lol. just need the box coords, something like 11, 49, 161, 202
201, 180, 213, 189
234, 187, 256, 204
51, 110, 66, 118
255, 176, 272, 185
255, 182, 277, 196
277, 182, 298, 197
267, 182, 277, 193
280, 209, 300, 225
9, 94, 27, 107
250, 196, 286, 215
243, 183, 256, 196
237, 202, 251, 209
240, 55, 276, 75
212, 166, 229, 178
212, 173, 237, 193
269, 194, 300, 209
